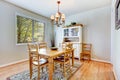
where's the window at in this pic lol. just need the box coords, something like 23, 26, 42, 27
17, 15, 44, 44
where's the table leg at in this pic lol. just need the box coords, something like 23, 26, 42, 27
72, 50, 74, 66
48, 57, 53, 80
29, 56, 32, 79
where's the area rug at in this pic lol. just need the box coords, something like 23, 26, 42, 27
7, 61, 81, 80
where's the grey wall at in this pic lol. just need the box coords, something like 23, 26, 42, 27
111, 0, 120, 79
66, 6, 111, 62
0, 1, 52, 66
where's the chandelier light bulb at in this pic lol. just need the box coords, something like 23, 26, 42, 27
55, 13, 59, 18
51, 15, 54, 20
62, 14, 65, 19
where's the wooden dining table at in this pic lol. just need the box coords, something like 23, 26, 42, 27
33, 48, 75, 80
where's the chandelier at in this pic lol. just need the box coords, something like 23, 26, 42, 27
50, 0, 65, 27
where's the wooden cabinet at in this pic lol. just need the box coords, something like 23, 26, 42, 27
54, 24, 83, 59
73, 43, 80, 59
62, 25, 82, 59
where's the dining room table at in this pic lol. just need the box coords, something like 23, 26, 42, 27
32, 48, 75, 80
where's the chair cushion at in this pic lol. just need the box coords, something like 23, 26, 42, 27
33, 58, 48, 65
54, 57, 69, 62
58, 55, 64, 58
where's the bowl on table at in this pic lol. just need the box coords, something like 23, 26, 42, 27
51, 47, 58, 50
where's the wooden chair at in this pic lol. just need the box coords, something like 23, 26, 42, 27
80, 43, 92, 61
65, 42, 73, 50
57, 42, 73, 59
54, 42, 73, 77
61, 42, 66, 50
54, 50, 72, 77
27, 43, 48, 80
38, 42, 47, 49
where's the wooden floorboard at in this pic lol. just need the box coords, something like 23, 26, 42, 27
0, 61, 29, 80
0, 60, 115, 80
69, 60, 115, 80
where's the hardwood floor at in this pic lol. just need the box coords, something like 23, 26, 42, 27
69, 60, 115, 80
0, 60, 115, 80
0, 61, 29, 80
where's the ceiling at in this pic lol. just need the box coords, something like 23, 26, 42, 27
5, 0, 111, 18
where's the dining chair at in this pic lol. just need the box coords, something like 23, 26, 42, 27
61, 42, 73, 55
65, 42, 73, 50
38, 42, 47, 49
54, 42, 73, 77
27, 43, 48, 80
80, 43, 92, 61
54, 50, 72, 77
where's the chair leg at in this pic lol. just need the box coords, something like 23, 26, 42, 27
30, 67, 32, 79
60, 64, 62, 68
30, 64, 33, 79
41, 67, 44, 72
38, 66, 40, 80
53, 62, 54, 72
80, 54, 84, 60
89, 54, 91, 61
63, 64, 66, 77
69, 61, 72, 74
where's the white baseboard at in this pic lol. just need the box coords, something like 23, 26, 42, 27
91, 58, 111, 64
0, 59, 28, 68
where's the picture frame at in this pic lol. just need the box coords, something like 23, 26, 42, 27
115, 0, 120, 30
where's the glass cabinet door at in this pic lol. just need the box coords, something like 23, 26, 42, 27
64, 28, 69, 37
70, 28, 79, 36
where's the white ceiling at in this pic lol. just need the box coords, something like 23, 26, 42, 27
5, 0, 111, 18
